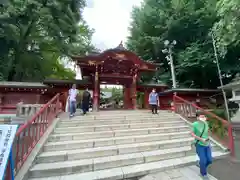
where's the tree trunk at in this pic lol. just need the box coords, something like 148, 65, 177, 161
7, 49, 19, 81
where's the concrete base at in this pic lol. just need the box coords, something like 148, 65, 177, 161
232, 122, 240, 162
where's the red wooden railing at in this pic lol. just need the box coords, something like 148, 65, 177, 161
173, 95, 234, 155
4, 93, 61, 179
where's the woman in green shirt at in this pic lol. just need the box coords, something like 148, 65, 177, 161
191, 112, 212, 179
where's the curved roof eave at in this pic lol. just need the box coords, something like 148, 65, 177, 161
71, 42, 158, 71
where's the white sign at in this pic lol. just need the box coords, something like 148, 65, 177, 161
0, 125, 18, 180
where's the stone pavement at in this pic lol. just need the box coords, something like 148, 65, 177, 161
139, 165, 218, 180
208, 157, 240, 180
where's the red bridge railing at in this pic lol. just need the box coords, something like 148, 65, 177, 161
173, 95, 234, 155
5, 93, 62, 179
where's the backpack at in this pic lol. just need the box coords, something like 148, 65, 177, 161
83, 91, 90, 100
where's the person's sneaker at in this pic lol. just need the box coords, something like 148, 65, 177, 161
202, 175, 210, 180
70, 114, 73, 117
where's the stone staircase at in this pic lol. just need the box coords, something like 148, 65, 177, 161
27, 110, 228, 180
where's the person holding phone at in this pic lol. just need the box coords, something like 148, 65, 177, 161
191, 112, 212, 179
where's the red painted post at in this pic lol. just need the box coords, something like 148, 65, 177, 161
172, 93, 176, 112
93, 66, 99, 111
131, 73, 137, 109
123, 86, 129, 109
144, 90, 149, 109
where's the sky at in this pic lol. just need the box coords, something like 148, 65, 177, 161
84, 0, 142, 50
73, 0, 143, 85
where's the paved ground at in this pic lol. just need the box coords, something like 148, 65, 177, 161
139, 165, 218, 180
208, 157, 240, 180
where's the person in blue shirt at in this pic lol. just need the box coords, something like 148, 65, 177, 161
148, 88, 159, 114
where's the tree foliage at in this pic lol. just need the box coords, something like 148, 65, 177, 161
0, 0, 93, 81
127, 0, 240, 88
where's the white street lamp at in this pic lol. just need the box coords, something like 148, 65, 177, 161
162, 40, 177, 88
164, 40, 170, 46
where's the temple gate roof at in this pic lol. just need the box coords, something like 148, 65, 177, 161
71, 42, 157, 76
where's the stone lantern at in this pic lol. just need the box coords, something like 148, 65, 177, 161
221, 74, 240, 162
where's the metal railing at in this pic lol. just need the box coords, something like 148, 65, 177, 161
4, 93, 61, 179
173, 95, 234, 155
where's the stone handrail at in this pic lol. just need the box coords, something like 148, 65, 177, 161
16, 103, 44, 118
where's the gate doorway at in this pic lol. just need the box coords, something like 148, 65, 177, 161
100, 84, 123, 110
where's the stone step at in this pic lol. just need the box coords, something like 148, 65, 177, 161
29, 146, 193, 178
66, 115, 177, 120
55, 120, 185, 132
37, 138, 193, 163
49, 126, 190, 141
44, 131, 190, 151
65, 113, 176, 117
68, 112, 177, 118
58, 117, 179, 126
61, 112, 177, 118
28, 151, 228, 180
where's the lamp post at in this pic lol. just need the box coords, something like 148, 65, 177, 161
211, 32, 230, 121
162, 40, 177, 88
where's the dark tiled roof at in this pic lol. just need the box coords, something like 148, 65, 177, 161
137, 82, 167, 87
43, 79, 91, 85
87, 50, 101, 56
114, 41, 126, 51
219, 74, 240, 89
162, 88, 220, 93
105, 41, 127, 53
0, 81, 47, 88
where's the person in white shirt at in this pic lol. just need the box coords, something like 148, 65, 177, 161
69, 84, 78, 117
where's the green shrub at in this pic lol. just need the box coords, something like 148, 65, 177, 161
206, 109, 227, 138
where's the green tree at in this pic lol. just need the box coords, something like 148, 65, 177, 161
212, 0, 240, 82
127, 0, 239, 88
47, 59, 76, 80
0, 0, 93, 81
111, 87, 123, 102
213, 0, 240, 53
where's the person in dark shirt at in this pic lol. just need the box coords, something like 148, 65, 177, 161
82, 88, 91, 115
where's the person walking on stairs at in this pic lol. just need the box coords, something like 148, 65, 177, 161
191, 112, 212, 179
82, 88, 91, 115
148, 88, 159, 114
69, 84, 78, 117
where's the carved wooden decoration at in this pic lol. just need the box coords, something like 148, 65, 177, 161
115, 53, 126, 59
88, 60, 96, 65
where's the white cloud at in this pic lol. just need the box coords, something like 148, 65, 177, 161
85, 0, 94, 8
84, 0, 142, 50
68, 0, 142, 81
